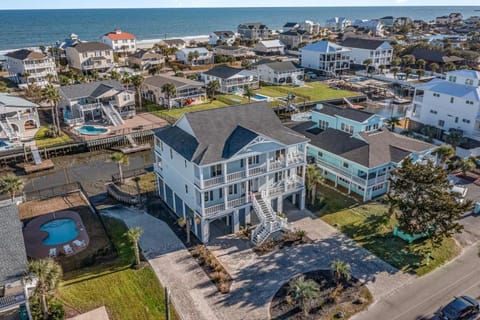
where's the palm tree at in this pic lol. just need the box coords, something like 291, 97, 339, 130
111, 152, 129, 184
430, 63, 439, 74
386, 116, 400, 131
416, 69, 425, 80
126, 227, 143, 267
402, 54, 416, 68
122, 73, 132, 90
363, 59, 373, 74
416, 59, 426, 69
446, 131, 466, 150
42, 84, 62, 137
331, 259, 351, 284
207, 80, 221, 99
161, 83, 176, 110
130, 74, 144, 111
0, 174, 24, 202
404, 67, 413, 79
288, 276, 320, 316
434, 145, 455, 165
391, 67, 400, 79
305, 165, 323, 206
26, 259, 63, 320
245, 88, 255, 102
109, 70, 121, 81
378, 64, 386, 74
445, 62, 456, 71
455, 157, 476, 176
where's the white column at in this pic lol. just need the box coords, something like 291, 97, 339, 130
202, 220, 210, 243
199, 168, 204, 188
233, 209, 240, 233
335, 175, 338, 187
172, 193, 177, 214
223, 162, 228, 182
300, 189, 306, 210
292, 193, 297, 205
245, 181, 249, 202
224, 186, 228, 208
245, 205, 251, 224
277, 196, 283, 213
201, 192, 205, 214
245, 158, 249, 177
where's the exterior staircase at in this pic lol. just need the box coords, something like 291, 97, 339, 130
250, 192, 289, 245
31, 145, 42, 165
101, 103, 125, 126
0, 119, 16, 140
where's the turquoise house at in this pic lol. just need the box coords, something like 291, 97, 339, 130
291, 104, 436, 201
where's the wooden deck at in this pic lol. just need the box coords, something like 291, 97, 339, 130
24, 159, 54, 174
118, 143, 151, 154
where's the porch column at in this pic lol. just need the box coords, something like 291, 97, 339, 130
245, 181, 249, 202
335, 175, 338, 187
245, 158, 249, 177
292, 193, 297, 205
223, 162, 228, 182
245, 205, 251, 224
363, 188, 369, 202
233, 209, 240, 233
299, 189, 306, 210
348, 182, 351, 194
199, 168, 204, 189
201, 192, 205, 214
201, 219, 210, 243
224, 186, 228, 209
277, 196, 283, 213
172, 193, 177, 215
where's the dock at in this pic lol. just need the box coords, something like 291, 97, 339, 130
24, 159, 55, 174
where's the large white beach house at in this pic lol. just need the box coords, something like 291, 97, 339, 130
300, 41, 350, 76
154, 103, 308, 243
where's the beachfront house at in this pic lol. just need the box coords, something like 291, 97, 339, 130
141, 75, 206, 108
0, 94, 40, 144
352, 19, 384, 36
325, 17, 351, 32
407, 70, 480, 142
5, 49, 57, 89
209, 31, 237, 46
153, 103, 308, 243
291, 104, 435, 201
279, 29, 312, 49
161, 39, 187, 49
0, 204, 29, 315
341, 37, 393, 69
255, 61, 304, 86
128, 50, 165, 70
176, 47, 213, 66
237, 23, 270, 41
201, 65, 259, 94
101, 29, 137, 54
253, 40, 286, 56
54, 33, 83, 58
435, 13, 463, 25
379, 16, 395, 27
411, 48, 465, 70
214, 46, 254, 59
59, 80, 135, 127
300, 41, 350, 76
66, 42, 114, 73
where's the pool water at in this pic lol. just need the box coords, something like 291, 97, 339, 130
40, 218, 79, 245
349, 77, 368, 83
0, 141, 7, 147
76, 125, 108, 135
252, 94, 269, 101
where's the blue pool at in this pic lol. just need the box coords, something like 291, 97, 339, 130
76, 125, 108, 135
0, 141, 7, 147
349, 77, 368, 83
252, 94, 269, 101
40, 218, 79, 245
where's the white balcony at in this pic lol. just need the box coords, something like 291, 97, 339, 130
204, 203, 225, 216
196, 176, 224, 189
287, 152, 305, 166
268, 160, 284, 171
248, 164, 267, 176
316, 159, 367, 186
226, 170, 246, 182
227, 196, 246, 209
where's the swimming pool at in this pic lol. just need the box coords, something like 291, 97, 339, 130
0, 141, 7, 147
40, 218, 79, 245
252, 94, 269, 101
349, 77, 368, 83
76, 125, 108, 135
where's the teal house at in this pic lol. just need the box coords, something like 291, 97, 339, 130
291, 104, 436, 201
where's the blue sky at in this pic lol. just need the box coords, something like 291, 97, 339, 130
1, 0, 479, 10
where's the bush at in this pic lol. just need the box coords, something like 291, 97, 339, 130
30, 296, 65, 320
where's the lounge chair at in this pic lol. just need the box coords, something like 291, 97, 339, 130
73, 239, 86, 247
63, 244, 74, 255
49, 248, 57, 258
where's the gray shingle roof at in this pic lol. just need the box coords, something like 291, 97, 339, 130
0, 204, 27, 285
412, 48, 464, 64
202, 65, 245, 79
213, 31, 235, 37
316, 105, 374, 123
143, 75, 204, 90
259, 61, 302, 72
72, 42, 111, 53
342, 37, 390, 50
156, 103, 308, 165
59, 80, 126, 100
5, 49, 46, 60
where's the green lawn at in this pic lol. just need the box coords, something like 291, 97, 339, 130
153, 100, 228, 120
256, 82, 359, 102
34, 126, 73, 148
321, 203, 461, 276
255, 87, 287, 98
58, 217, 175, 320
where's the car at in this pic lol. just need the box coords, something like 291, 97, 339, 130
436, 296, 480, 320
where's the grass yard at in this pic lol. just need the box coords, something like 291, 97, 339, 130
321, 203, 461, 276
124, 172, 157, 193
153, 100, 228, 120
255, 87, 287, 98
58, 216, 175, 320
256, 82, 359, 102
34, 126, 73, 148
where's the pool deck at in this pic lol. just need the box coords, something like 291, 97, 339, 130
23, 210, 90, 259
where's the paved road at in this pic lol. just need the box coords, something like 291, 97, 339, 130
354, 243, 480, 320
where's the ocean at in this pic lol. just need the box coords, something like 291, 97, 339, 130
0, 6, 479, 51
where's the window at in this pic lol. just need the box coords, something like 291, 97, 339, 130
430, 110, 438, 114
248, 155, 260, 165
211, 164, 222, 177
204, 191, 214, 202
438, 120, 445, 127
318, 120, 329, 130
274, 171, 283, 182
184, 160, 187, 168
450, 97, 455, 103
433, 93, 440, 97
185, 185, 188, 194
219, 188, 223, 199
463, 119, 471, 124
228, 184, 238, 195
372, 184, 384, 191
240, 159, 244, 168
317, 151, 323, 158
340, 123, 354, 134
365, 125, 371, 131
465, 79, 473, 86
170, 148, 173, 159
343, 162, 349, 168
455, 117, 459, 123
160, 140, 164, 151
466, 100, 474, 105
372, 123, 379, 130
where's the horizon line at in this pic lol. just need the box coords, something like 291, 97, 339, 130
1, 5, 480, 10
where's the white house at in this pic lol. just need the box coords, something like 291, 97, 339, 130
0, 94, 40, 143
176, 47, 213, 66
153, 102, 308, 243
341, 37, 393, 69
436, 13, 463, 25
253, 40, 286, 56
300, 41, 350, 76
209, 31, 237, 46
101, 29, 137, 54
279, 29, 312, 49
352, 19, 384, 36
407, 70, 480, 141
325, 17, 351, 32
237, 23, 270, 41
5, 49, 57, 89
255, 61, 304, 86
201, 65, 258, 94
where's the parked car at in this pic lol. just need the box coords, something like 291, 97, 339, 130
436, 296, 479, 320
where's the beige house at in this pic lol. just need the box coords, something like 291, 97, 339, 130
128, 50, 165, 70
66, 42, 114, 73
5, 49, 57, 89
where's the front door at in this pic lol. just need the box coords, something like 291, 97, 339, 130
249, 178, 259, 193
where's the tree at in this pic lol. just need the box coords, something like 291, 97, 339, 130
24, 84, 44, 104
363, 59, 373, 74
416, 69, 425, 80
455, 157, 476, 176
445, 62, 456, 71
434, 145, 455, 165
430, 63, 439, 74
420, 125, 437, 142
404, 67, 413, 79
386, 157, 470, 245
378, 64, 386, 74
386, 116, 400, 131
122, 73, 132, 90
0, 174, 24, 202
241, 59, 251, 69
416, 59, 426, 69
206, 80, 220, 99
130, 74, 144, 111
446, 131, 466, 150
244, 88, 255, 102
161, 82, 176, 109
111, 152, 129, 183
330, 259, 351, 283
42, 84, 62, 137
305, 165, 323, 205
27, 259, 63, 320
402, 54, 416, 68
391, 67, 400, 79
288, 275, 320, 316
109, 70, 121, 81
126, 227, 143, 267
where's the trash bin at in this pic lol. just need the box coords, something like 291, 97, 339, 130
473, 202, 480, 216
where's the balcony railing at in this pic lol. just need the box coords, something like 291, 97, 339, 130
202, 176, 224, 188
0, 294, 26, 312
226, 170, 246, 182
268, 184, 285, 198
227, 196, 246, 209
268, 160, 284, 171
316, 159, 366, 186
287, 153, 305, 166
78, 102, 103, 111
248, 164, 267, 176
204, 203, 225, 216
